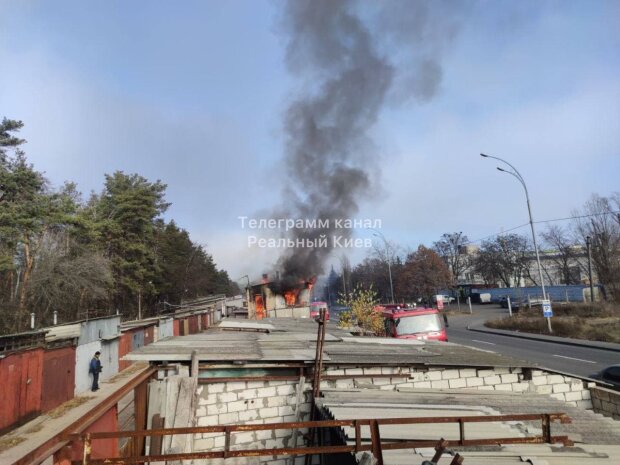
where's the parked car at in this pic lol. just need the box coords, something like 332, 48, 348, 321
433, 294, 455, 305
499, 296, 521, 311
470, 292, 492, 304
378, 307, 448, 341
590, 365, 620, 390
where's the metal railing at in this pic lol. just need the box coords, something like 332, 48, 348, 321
67, 412, 572, 465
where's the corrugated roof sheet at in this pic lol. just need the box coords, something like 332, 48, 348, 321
317, 388, 620, 464
44, 323, 80, 342
124, 317, 533, 367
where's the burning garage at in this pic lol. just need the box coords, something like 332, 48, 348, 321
247, 274, 316, 319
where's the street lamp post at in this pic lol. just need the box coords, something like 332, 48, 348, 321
371, 229, 395, 304
480, 153, 551, 332
239, 275, 250, 290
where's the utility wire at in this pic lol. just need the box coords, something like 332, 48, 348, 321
467, 222, 530, 245
466, 210, 620, 245
533, 210, 620, 225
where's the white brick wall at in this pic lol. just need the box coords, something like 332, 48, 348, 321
194, 379, 311, 464
191, 365, 595, 464
318, 365, 593, 409
591, 386, 620, 420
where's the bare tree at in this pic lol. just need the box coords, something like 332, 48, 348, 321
27, 231, 113, 324
474, 234, 531, 287
573, 193, 620, 301
433, 232, 471, 284
540, 225, 582, 285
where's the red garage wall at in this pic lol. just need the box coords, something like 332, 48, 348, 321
188, 315, 199, 334
41, 346, 76, 412
0, 348, 44, 433
143, 325, 155, 345
118, 331, 133, 371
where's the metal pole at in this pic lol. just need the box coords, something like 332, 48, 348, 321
526, 197, 548, 298
480, 153, 551, 332
387, 258, 394, 304
507, 296, 512, 317
467, 297, 472, 314
526, 195, 551, 333
372, 230, 395, 304
586, 236, 594, 302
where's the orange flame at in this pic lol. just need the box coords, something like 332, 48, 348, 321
255, 295, 265, 319
284, 290, 298, 306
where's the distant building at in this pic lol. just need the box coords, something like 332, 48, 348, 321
449, 244, 597, 288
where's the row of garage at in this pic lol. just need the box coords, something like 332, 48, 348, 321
0, 306, 222, 433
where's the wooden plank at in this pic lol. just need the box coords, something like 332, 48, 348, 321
167, 377, 197, 465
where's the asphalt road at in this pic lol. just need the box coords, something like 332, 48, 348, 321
445, 303, 620, 378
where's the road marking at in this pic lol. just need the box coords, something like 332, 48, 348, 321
471, 339, 496, 346
552, 355, 596, 364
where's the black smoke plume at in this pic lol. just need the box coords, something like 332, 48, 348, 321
275, 0, 467, 283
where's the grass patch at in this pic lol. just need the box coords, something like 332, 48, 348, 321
107, 362, 148, 383
0, 436, 26, 453
47, 396, 93, 419
24, 423, 44, 434
486, 302, 620, 343
517, 301, 618, 318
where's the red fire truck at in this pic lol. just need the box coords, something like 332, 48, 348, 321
375, 305, 447, 341
310, 301, 330, 321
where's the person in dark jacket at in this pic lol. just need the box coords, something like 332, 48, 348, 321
89, 351, 103, 391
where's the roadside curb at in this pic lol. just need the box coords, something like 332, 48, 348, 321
467, 324, 620, 353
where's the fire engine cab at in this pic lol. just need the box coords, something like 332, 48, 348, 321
375, 305, 447, 341
310, 301, 330, 320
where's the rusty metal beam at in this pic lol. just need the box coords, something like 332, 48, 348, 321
197, 375, 301, 383
132, 380, 148, 457
369, 419, 383, 465
198, 372, 414, 384
197, 362, 306, 369
11, 365, 157, 465
83, 433, 574, 465
387, 435, 573, 448
66, 412, 570, 440
88, 444, 360, 464
305, 308, 327, 465
74, 410, 573, 465
431, 438, 448, 463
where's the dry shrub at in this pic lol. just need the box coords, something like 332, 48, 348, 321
338, 285, 383, 335
486, 314, 620, 343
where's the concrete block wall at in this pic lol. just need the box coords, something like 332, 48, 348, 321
190, 365, 595, 464
320, 366, 593, 409
193, 379, 311, 465
591, 386, 620, 420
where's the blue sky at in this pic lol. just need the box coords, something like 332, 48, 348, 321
1, 0, 619, 279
